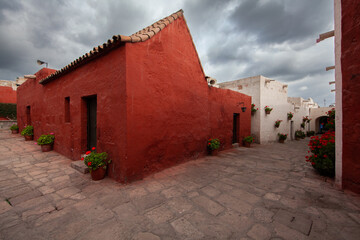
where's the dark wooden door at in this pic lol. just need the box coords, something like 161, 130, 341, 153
233, 113, 239, 143
86, 97, 97, 150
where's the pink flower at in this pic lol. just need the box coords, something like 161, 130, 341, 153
34, 142, 37, 145
50, 132, 54, 135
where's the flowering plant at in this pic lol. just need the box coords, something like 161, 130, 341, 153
305, 131, 335, 177
10, 124, 19, 131
325, 108, 335, 131
302, 116, 310, 123
275, 120, 282, 128
278, 133, 287, 140
287, 112, 293, 120
37, 133, 55, 145
264, 106, 273, 113
207, 138, 220, 151
243, 136, 254, 143
21, 125, 34, 136
82, 147, 111, 171
251, 104, 258, 113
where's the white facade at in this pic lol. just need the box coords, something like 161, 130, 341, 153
219, 75, 327, 144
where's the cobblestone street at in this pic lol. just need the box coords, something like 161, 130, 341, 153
0, 129, 359, 240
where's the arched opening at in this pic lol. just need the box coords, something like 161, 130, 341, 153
315, 116, 328, 134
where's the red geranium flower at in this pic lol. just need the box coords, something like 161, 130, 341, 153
86, 151, 91, 155
92, 147, 95, 150
81, 157, 84, 161
88, 162, 91, 166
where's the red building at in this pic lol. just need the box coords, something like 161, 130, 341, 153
335, 0, 360, 193
0, 82, 17, 104
17, 10, 251, 182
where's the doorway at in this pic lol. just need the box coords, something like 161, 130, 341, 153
26, 106, 31, 125
232, 113, 240, 143
85, 96, 97, 150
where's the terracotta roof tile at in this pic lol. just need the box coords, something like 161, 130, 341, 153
40, 9, 184, 84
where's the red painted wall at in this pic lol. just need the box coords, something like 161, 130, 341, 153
17, 51, 127, 181
341, 1, 360, 193
17, 16, 251, 183
123, 17, 251, 182
0, 86, 17, 103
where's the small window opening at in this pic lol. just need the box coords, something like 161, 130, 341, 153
65, 97, 70, 122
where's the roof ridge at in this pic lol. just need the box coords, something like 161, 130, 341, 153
40, 9, 184, 84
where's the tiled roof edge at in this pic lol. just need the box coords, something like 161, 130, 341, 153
39, 9, 184, 85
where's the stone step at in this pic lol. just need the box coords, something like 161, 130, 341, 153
71, 160, 89, 174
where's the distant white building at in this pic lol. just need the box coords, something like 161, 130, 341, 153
219, 75, 331, 144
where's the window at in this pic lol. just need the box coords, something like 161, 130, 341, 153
65, 97, 70, 122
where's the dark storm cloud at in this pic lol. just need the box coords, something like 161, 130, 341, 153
229, 0, 333, 44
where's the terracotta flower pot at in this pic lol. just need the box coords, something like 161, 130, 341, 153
243, 142, 251, 148
24, 135, 34, 141
209, 148, 219, 156
265, 110, 271, 115
91, 167, 106, 181
279, 139, 285, 143
11, 129, 19, 134
41, 144, 53, 152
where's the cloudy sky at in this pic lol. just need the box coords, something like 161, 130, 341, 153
0, 0, 335, 106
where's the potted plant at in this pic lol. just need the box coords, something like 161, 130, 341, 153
287, 112, 293, 120
278, 133, 287, 143
302, 116, 309, 123
243, 136, 254, 147
21, 125, 34, 141
295, 130, 302, 140
10, 124, 19, 134
306, 131, 315, 137
264, 106, 273, 114
36, 133, 55, 152
275, 120, 282, 128
207, 138, 220, 156
251, 104, 258, 115
83, 147, 111, 181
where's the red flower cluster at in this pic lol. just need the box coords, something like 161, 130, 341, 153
305, 130, 335, 177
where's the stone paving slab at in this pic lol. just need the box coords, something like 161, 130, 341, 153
0, 129, 360, 239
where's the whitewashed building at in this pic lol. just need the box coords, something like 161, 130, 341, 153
219, 75, 331, 144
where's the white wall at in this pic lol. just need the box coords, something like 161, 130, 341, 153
334, 0, 342, 188
310, 107, 333, 132
219, 75, 321, 144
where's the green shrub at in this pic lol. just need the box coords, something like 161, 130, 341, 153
306, 131, 315, 137
21, 125, 33, 136
243, 136, 254, 143
295, 130, 305, 139
207, 138, 220, 150
37, 134, 55, 145
10, 124, 19, 130
0, 103, 16, 119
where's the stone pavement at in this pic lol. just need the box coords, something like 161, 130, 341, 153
0, 130, 359, 240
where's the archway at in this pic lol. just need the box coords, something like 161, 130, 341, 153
315, 116, 328, 134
